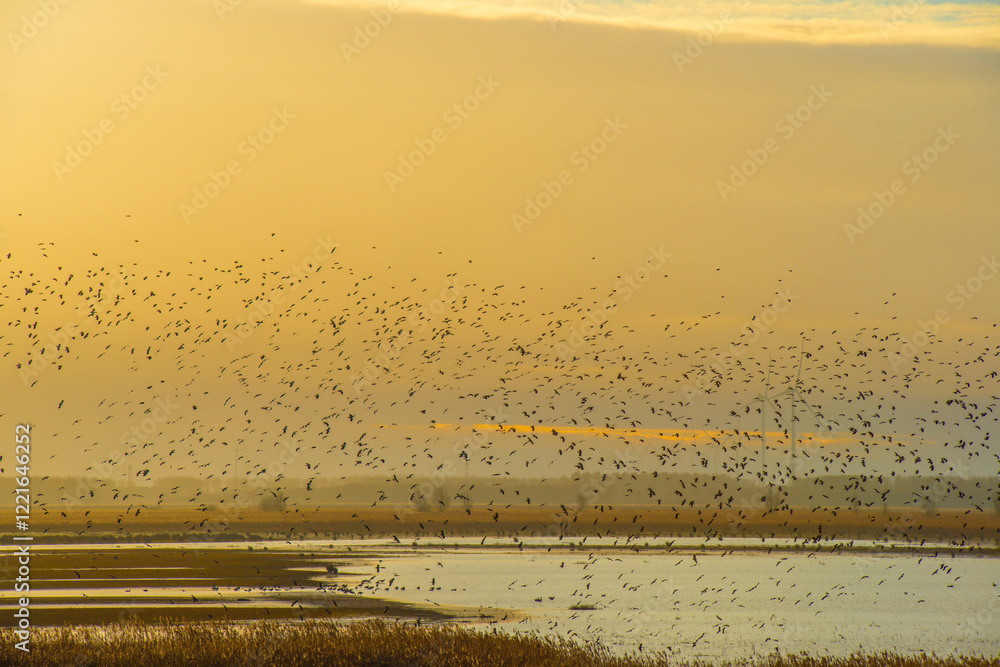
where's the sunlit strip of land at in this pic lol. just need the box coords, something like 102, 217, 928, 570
9, 506, 999, 546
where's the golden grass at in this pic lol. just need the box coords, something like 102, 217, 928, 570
1, 620, 997, 667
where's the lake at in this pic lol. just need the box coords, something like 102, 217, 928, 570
6, 537, 998, 659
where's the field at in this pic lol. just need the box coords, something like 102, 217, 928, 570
18, 505, 1000, 546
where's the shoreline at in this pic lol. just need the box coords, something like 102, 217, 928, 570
4, 536, 1000, 557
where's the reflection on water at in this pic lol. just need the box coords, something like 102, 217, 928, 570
2, 538, 996, 658
368, 547, 1000, 658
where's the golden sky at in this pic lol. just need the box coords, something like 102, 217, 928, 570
1, 0, 998, 480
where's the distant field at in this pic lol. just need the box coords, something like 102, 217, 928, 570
15, 505, 1000, 545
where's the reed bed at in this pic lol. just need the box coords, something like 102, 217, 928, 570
1, 620, 996, 667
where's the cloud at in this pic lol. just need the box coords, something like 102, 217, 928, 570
303, 0, 1000, 46
399, 422, 854, 446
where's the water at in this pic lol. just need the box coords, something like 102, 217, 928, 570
6, 538, 998, 658
354, 541, 1000, 659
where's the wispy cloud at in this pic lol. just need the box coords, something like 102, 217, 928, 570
377, 421, 854, 446
303, 0, 1000, 46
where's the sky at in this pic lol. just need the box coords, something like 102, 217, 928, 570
1, 0, 998, 487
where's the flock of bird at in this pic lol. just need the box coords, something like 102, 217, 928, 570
347, 544, 992, 656
5, 237, 997, 512
3, 234, 999, 653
